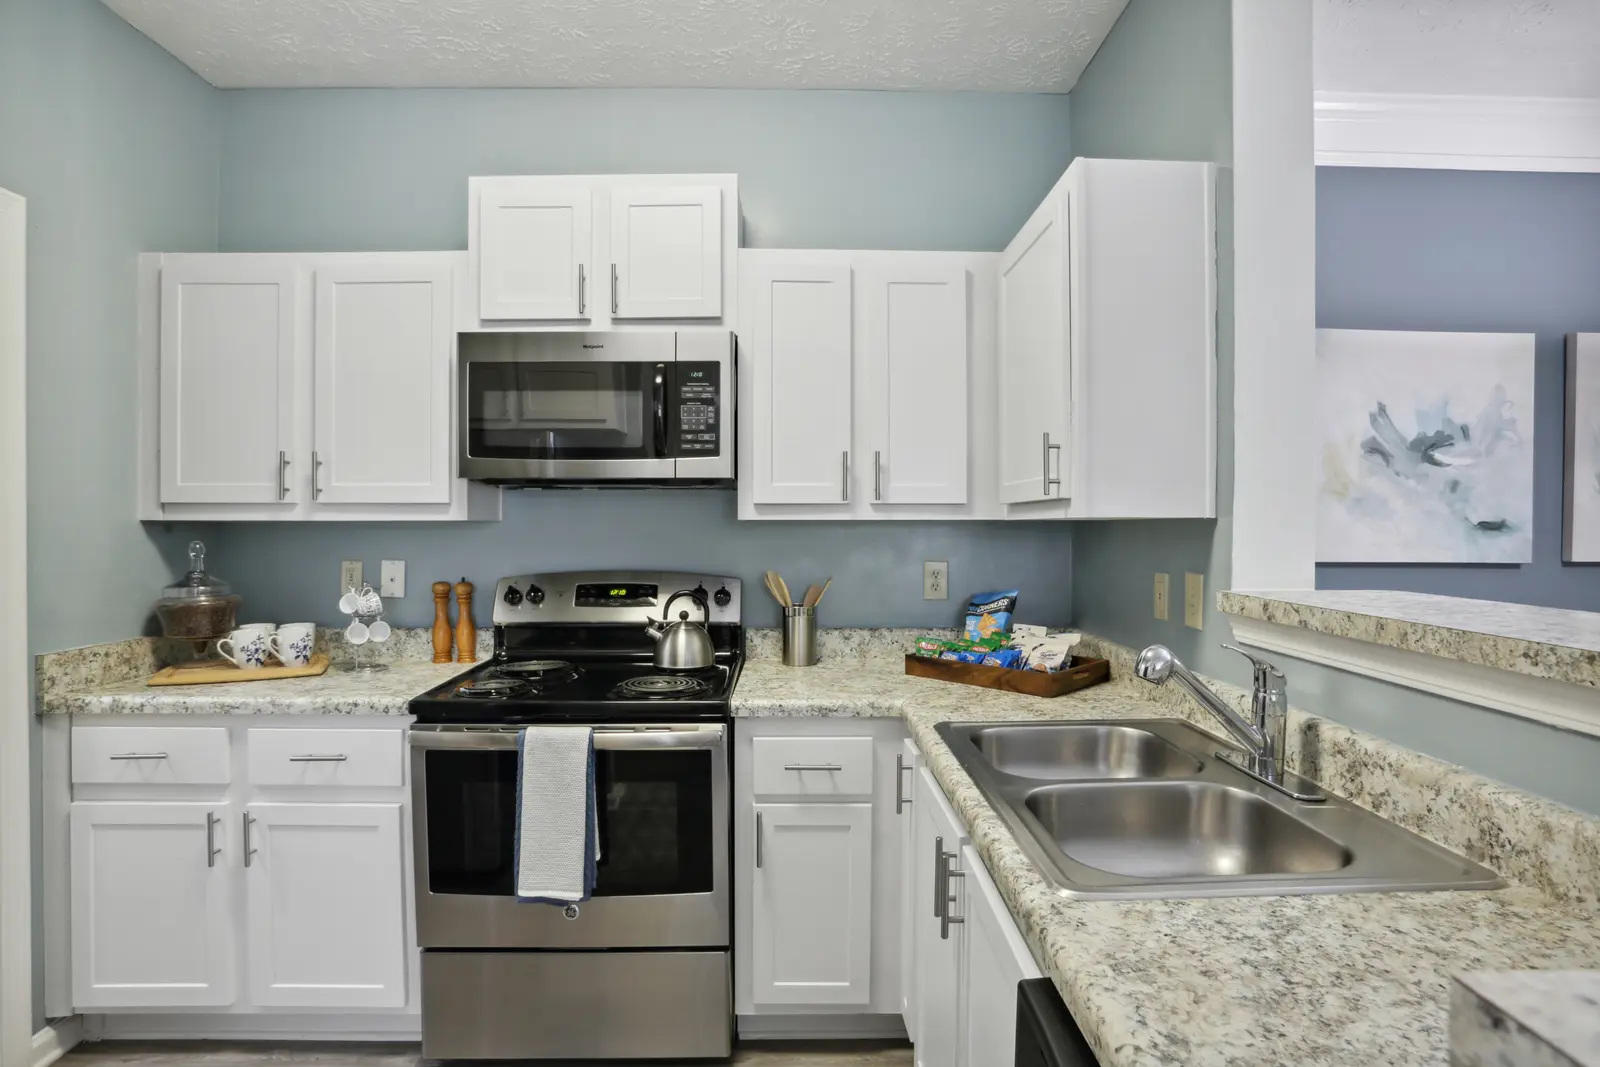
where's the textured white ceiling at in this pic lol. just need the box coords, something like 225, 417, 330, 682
1316, 0, 1600, 99
99, 0, 1129, 92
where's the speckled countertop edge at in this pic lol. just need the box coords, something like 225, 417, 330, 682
1219, 590, 1600, 689
1451, 970, 1600, 1067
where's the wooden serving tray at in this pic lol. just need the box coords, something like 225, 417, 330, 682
903, 654, 1110, 698
147, 654, 331, 687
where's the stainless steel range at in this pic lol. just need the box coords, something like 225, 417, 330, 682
408, 571, 742, 1061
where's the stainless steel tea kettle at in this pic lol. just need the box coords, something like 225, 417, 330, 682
644, 590, 715, 670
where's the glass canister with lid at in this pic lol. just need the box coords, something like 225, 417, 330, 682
153, 540, 243, 642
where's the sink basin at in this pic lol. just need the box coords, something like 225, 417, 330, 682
965, 724, 1202, 780
933, 719, 1502, 899
1025, 781, 1353, 879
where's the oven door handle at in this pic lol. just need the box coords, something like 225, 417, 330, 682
408, 724, 725, 751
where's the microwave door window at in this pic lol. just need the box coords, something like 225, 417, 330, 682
468, 362, 663, 460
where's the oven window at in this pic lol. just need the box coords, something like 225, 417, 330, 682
424, 748, 715, 897
466, 362, 667, 461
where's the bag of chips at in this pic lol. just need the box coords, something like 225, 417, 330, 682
963, 590, 1020, 641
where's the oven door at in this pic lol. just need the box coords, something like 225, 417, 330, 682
410, 723, 729, 950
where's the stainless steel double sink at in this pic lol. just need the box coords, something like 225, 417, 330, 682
936, 720, 1502, 899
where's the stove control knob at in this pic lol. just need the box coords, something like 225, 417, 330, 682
713, 585, 733, 608
691, 584, 709, 607
528, 584, 546, 606
502, 584, 523, 607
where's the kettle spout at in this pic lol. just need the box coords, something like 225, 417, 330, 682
643, 619, 666, 641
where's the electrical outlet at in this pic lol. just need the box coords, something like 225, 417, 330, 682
1153, 573, 1170, 621
1184, 572, 1204, 630
380, 560, 406, 599
339, 560, 363, 595
923, 561, 949, 601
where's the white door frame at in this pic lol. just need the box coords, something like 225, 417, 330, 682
0, 187, 34, 1066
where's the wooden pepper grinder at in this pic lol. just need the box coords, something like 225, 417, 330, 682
454, 578, 477, 662
431, 582, 453, 664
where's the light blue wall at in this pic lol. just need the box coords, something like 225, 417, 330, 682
1315, 166, 1600, 610
0, 0, 223, 1028
210, 88, 1078, 630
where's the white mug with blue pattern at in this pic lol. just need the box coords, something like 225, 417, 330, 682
217, 628, 272, 670
269, 623, 316, 668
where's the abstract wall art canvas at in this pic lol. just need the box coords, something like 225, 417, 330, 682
1564, 333, 1600, 563
1317, 329, 1536, 564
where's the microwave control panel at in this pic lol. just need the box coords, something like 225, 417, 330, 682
674, 362, 721, 456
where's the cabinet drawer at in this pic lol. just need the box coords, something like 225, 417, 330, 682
72, 727, 231, 786
751, 736, 874, 799
247, 729, 403, 789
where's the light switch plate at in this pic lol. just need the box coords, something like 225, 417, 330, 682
380, 560, 406, 599
339, 560, 363, 595
924, 561, 948, 601
1184, 572, 1204, 630
1153, 573, 1170, 621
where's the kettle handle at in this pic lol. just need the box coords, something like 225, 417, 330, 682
661, 589, 710, 622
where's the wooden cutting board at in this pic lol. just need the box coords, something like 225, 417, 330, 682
147, 654, 331, 687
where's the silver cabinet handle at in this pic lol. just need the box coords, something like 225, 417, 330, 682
842, 451, 850, 502
243, 811, 257, 867
784, 763, 842, 772
874, 451, 882, 501
288, 754, 348, 762
941, 866, 966, 940
610, 263, 619, 316
933, 835, 946, 918
110, 752, 167, 761
206, 811, 220, 868
895, 754, 913, 815
578, 263, 586, 316
277, 450, 290, 500
755, 811, 764, 869
1042, 432, 1062, 496
312, 451, 323, 499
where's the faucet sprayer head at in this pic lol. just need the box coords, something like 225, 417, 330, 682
1134, 644, 1176, 685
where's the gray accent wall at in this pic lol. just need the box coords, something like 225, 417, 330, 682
1315, 166, 1600, 610
208, 88, 1078, 631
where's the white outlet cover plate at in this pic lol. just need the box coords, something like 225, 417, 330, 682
924, 561, 949, 601
340, 560, 363, 594
380, 560, 406, 599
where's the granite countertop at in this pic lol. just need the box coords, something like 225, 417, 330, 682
1219, 589, 1600, 689
732, 656, 1600, 1067
1452, 970, 1600, 1067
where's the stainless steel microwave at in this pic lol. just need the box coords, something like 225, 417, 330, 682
458, 331, 734, 487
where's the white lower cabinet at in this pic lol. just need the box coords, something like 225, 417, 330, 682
70, 802, 237, 1009
750, 803, 873, 1006
958, 844, 1043, 1067
897, 739, 921, 1030
911, 767, 966, 1067
244, 803, 407, 1008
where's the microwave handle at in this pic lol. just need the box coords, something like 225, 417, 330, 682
653, 364, 669, 458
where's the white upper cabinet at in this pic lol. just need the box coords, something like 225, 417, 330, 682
742, 260, 854, 505
610, 185, 723, 319
999, 157, 1217, 519
860, 265, 969, 506
475, 180, 593, 321
313, 260, 453, 505
159, 258, 299, 505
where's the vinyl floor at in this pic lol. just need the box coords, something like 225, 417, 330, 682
54, 1041, 914, 1067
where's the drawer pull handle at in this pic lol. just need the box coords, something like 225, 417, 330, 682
755, 811, 764, 869
110, 752, 168, 761
243, 811, 257, 867
784, 763, 842, 772
206, 811, 220, 868
288, 754, 348, 762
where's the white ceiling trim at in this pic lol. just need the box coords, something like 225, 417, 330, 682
1315, 91, 1600, 174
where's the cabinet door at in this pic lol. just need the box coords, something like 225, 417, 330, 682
70, 802, 236, 1009
959, 844, 1042, 1067
998, 194, 1070, 505
750, 803, 872, 1006
476, 180, 592, 320
244, 803, 407, 1009
898, 739, 922, 1031
859, 265, 969, 505
742, 260, 854, 504
610, 185, 722, 318
159, 258, 298, 504
912, 768, 967, 1067
313, 260, 453, 505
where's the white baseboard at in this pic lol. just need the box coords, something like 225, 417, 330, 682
736, 1013, 908, 1041
1228, 616, 1600, 738
32, 1018, 83, 1067
1315, 91, 1600, 173
87, 1013, 420, 1042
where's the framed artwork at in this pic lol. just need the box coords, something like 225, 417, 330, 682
1565, 333, 1600, 563
1316, 329, 1536, 564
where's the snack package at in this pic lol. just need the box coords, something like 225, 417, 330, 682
980, 647, 1026, 669
1010, 623, 1048, 643
913, 635, 949, 658
963, 590, 1020, 641
1025, 632, 1084, 673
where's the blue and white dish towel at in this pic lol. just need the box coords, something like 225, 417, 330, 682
514, 726, 598, 904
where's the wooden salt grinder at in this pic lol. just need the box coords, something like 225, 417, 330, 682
454, 578, 477, 662
431, 582, 453, 663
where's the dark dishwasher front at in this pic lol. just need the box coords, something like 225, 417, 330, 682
1016, 978, 1100, 1067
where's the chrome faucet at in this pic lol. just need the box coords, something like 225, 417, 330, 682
1134, 643, 1314, 798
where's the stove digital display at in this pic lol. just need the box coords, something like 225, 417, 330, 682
574, 582, 659, 607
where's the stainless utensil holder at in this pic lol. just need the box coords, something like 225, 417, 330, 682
782, 606, 819, 667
